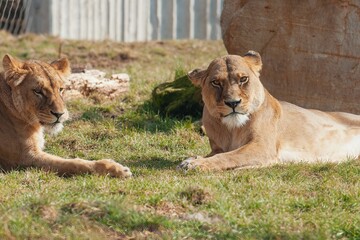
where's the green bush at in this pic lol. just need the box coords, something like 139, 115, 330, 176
152, 69, 203, 119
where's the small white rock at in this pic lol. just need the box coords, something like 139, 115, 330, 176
64, 69, 130, 100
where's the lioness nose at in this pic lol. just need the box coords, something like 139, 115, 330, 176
224, 100, 241, 109
50, 111, 64, 119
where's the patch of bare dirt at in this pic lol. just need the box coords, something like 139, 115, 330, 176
39, 205, 58, 222
178, 186, 211, 205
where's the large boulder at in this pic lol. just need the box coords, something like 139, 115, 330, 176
221, 1, 360, 114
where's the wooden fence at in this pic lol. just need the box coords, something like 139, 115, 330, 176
26, 0, 223, 41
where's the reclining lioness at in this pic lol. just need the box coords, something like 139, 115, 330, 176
0, 54, 131, 178
178, 51, 360, 171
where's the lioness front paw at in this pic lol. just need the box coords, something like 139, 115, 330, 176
94, 159, 132, 178
177, 156, 205, 171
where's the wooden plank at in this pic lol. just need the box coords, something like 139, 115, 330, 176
50, 0, 59, 35
86, 0, 92, 39
189, 0, 194, 39
108, 0, 115, 40
93, 0, 100, 40
193, 0, 207, 39
176, 0, 190, 39
116, 0, 122, 41
150, 0, 161, 40
122, 0, 130, 41
99, 0, 107, 39
68, 0, 78, 39
160, 0, 174, 39
79, 0, 87, 39
136, 0, 146, 41
59, 0, 67, 37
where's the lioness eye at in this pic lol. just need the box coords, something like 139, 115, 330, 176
239, 76, 249, 83
59, 88, 64, 94
211, 80, 221, 87
33, 89, 43, 97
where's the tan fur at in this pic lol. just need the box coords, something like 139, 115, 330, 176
178, 52, 360, 171
0, 55, 131, 178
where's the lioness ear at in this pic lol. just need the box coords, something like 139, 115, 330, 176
243, 50, 262, 73
51, 57, 71, 76
187, 68, 207, 87
3, 54, 28, 87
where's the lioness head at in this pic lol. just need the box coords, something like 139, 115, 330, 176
2, 54, 70, 134
188, 51, 265, 129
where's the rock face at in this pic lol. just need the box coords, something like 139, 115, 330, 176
64, 70, 130, 100
221, 1, 360, 114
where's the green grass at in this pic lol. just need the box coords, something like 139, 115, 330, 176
0, 31, 360, 239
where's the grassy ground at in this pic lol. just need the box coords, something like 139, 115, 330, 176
0, 31, 359, 239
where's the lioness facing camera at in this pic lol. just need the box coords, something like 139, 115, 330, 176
178, 51, 360, 171
0, 54, 131, 178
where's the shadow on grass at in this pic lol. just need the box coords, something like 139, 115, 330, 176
117, 72, 202, 133
129, 157, 180, 170
61, 200, 172, 235
117, 100, 201, 134
66, 99, 191, 133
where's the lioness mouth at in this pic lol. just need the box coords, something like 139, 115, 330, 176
224, 111, 245, 118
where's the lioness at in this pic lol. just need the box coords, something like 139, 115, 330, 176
178, 51, 360, 171
0, 54, 131, 178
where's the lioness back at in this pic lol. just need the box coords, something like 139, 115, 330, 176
278, 101, 360, 163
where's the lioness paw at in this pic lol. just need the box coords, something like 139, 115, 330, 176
177, 156, 205, 171
93, 159, 132, 178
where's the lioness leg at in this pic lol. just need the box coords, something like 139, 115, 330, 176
25, 151, 132, 178
179, 143, 277, 171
